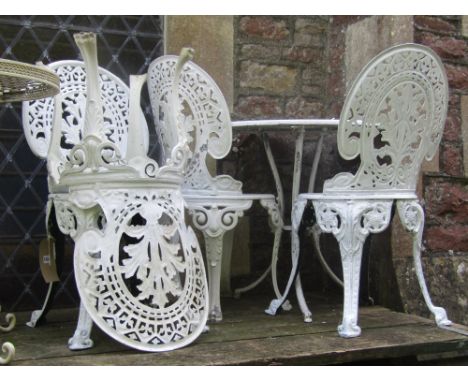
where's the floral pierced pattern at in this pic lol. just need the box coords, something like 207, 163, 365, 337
67, 189, 208, 351
22, 61, 148, 160
327, 45, 448, 192
147, 56, 234, 192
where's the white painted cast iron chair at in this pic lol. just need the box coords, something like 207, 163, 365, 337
22, 58, 149, 328
280, 44, 454, 337
23, 33, 209, 351
148, 56, 283, 322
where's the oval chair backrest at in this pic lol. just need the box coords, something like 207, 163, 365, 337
147, 55, 232, 190
22, 60, 149, 161
336, 44, 448, 192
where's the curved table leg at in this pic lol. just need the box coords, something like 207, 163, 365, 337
233, 227, 292, 310
309, 224, 343, 288
305, 133, 344, 288
233, 198, 292, 309
233, 263, 272, 299
265, 198, 311, 320
294, 274, 312, 322
291, 199, 312, 322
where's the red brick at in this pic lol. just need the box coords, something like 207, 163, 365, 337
236, 96, 283, 118
239, 61, 298, 94
445, 64, 468, 91
285, 97, 324, 118
330, 16, 367, 28
418, 32, 466, 59
240, 44, 281, 60
414, 16, 457, 34
425, 225, 468, 252
425, 179, 468, 225
441, 144, 464, 176
282, 46, 322, 64
302, 84, 322, 97
449, 93, 460, 107
239, 16, 289, 41
443, 108, 462, 142
294, 18, 327, 47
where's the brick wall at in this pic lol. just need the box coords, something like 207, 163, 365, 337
224, 16, 336, 293
227, 15, 467, 325
234, 16, 328, 120
412, 16, 468, 324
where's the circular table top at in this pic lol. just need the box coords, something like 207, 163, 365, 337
231, 118, 339, 132
0, 58, 60, 103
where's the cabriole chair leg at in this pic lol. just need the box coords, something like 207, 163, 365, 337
397, 200, 451, 327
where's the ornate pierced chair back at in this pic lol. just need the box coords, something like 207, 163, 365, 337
147, 56, 233, 192
22, 60, 149, 166
326, 44, 448, 193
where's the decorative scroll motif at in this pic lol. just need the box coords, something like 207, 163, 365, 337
396, 200, 452, 327
22, 60, 148, 160
54, 195, 104, 239
326, 44, 448, 193
63, 134, 125, 175
0, 341, 15, 365
147, 56, 238, 192
313, 199, 392, 337
70, 189, 208, 351
187, 200, 252, 238
0, 306, 16, 365
53, 199, 80, 237
314, 200, 392, 257
260, 198, 283, 231
397, 200, 424, 232
0, 306, 16, 333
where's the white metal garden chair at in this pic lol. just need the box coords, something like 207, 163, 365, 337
269, 43, 454, 338
22, 57, 149, 329
148, 56, 283, 322
23, 33, 209, 352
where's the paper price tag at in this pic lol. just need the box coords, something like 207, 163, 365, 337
39, 238, 60, 283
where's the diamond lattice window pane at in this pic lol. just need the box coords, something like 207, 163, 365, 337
0, 15, 163, 311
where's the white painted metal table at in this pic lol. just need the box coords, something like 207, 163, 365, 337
230, 119, 339, 309
0, 58, 60, 365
